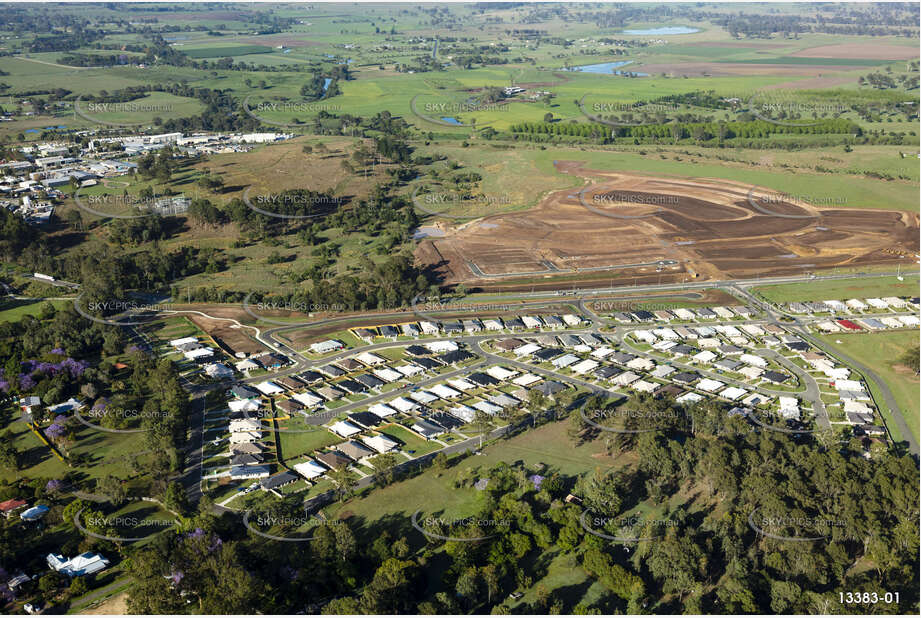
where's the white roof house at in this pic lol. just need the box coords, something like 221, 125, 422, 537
550, 354, 579, 369
513, 343, 541, 357
675, 392, 703, 405
612, 371, 640, 386
204, 363, 234, 379
570, 359, 599, 375
430, 384, 462, 399
401, 323, 420, 336
898, 315, 920, 327
419, 321, 440, 335
512, 373, 542, 386
388, 397, 419, 413
713, 307, 735, 319
778, 396, 799, 419
483, 318, 505, 330
652, 340, 678, 351
486, 366, 518, 380
235, 358, 261, 372
824, 300, 847, 312
590, 346, 615, 359
673, 308, 696, 321
740, 324, 765, 337
739, 366, 764, 380
472, 400, 502, 415
329, 421, 363, 437
562, 314, 582, 326
294, 460, 327, 479
364, 403, 395, 418
719, 386, 747, 400
292, 392, 323, 408
739, 354, 767, 368
631, 330, 656, 343
741, 393, 771, 407
450, 404, 476, 422
409, 390, 438, 405
395, 364, 424, 377
692, 351, 717, 364
631, 380, 657, 393
521, 315, 543, 329
373, 368, 404, 383
626, 357, 654, 371
184, 347, 214, 361
881, 296, 906, 308
696, 378, 725, 392
169, 336, 199, 348
362, 434, 399, 453
815, 321, 841, 333
447, 378, 476, 391
652, 328, 679, 340
865, 298, 889, 309
229, 418, 262, 433
697, 337, 721, 349
229, 431, 261, 444
254, 381, 285, 396
651, 365, 675, 378
47, 553, 109, 577
845, 299, 867, 311
356, 352, 386, 366
426, 341, 458, 353
880, 317, 905, 329
310, 339, 344, 354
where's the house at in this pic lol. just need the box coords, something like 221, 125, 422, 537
513, 373, 542, 387
354, 328, 377, 343
276, 399, 304, 415
255, 352, 289, 369
551, 354, 579, 369
231, 453, 264, 466
338, 379, 368, 394
235, 358, 260, 373
571, 359, 599, 375
294, 460, 327, 480
0, 498, 27, 518
672, 308, 696, 321
231, 442, 263, 455
409, 390, 439, 405
489, 393, 520, 408
439, 349, 475, 365
329, 420, 363, 437
401, 323, 420, 337
276, 376, 305, 390
468, 372, 500, 387
486, 366, 518, 381
419, 321, 440, 335
778, 397, 799, 420
719, 386, 747, 401
337, 440, 375, 461
292, 391, 323, 408
414, 357, 443, 371
739, 354, 767, 368
356, 352, 386, 366
315, 450, 353, 470
319, 364, 346, 378
533, 380, 567, 397
441, 321, 463, 334
430, 384, 462, 399
543, 315, 564, 329
229, 431, 262, 444
231, 385, 261, 399
47, 552, 110, 577
231, 465, 271, 479
428, 411, 464, 430
310, 339, 344, 354
534, 347, 563, 361
368, 403, 399, 418
354, 374, 385, 390
373, 367, 404, 382
462, 319, 482, 333
447, 378, 477, 392
405, 344, 430, 357
412, 419, 446, 439
521, 315, 543, 329
762, 371, 790, 384
473, 400, 502, 415
259, 471, 298, 491
483, 318, 505, 331
449, 404, 477, 423
337, 358, 364, 372
379, 325, 399, 338
696, 378, 724, 392
347, 411, 383, 429
254, 381, 284, 396
362, 434, 399, 453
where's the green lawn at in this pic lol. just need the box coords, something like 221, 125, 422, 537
816, 332, 920, 446
0, 298, 68, 322
276, 425, 340, 461
753, 275, 920, 304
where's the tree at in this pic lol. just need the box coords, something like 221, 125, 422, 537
0, 432, 20, 472
328, 466, 356, 502
370, 453, 397, 487
69, 576, 89, 597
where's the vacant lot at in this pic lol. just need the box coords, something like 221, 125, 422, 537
417, 164, 919, 288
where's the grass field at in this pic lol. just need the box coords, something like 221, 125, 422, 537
817, 332, 920, 445
0, 298, 68, 322
752, 275, 920, 304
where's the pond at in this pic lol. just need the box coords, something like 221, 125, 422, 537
567, 60, 648, 76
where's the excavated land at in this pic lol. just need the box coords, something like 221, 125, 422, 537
415, 162, 919, 292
